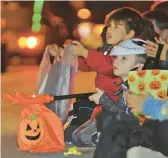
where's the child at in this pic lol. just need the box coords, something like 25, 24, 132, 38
88, 38, 152, 158
70, 7, 156, 147
49, 7, 156, 146
143, 10, 168, 69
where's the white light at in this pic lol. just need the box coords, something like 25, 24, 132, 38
78, 23, 92, 38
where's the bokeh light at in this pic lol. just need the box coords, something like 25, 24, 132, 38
1, 18, 6, 29
18, 36, 27, 49
78, 22, 93, 38
32, 23, 41, 32
26, 36, 37, 49
93, 24, 105, 36
7, 2, 20, 11
77, 8, 91, 19
33, 0, 44, 14
32, 13, 42, 23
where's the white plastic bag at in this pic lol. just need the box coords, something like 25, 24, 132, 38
36, 44, 78, 124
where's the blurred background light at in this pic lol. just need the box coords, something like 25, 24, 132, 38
32, 0, 44, 33
93, 24, 105, 36
1, 18, 6, 28
78, 22, 93, 38
69, 1, 85, 11
7, 2, 20, 11
50, 16, 63, 27
77, 8, 91, 19
32, 13, 42, 23
18, 36, 27, 49
31, 23, 41, 32
33, 0, 44, 14
26, 36, 37, 49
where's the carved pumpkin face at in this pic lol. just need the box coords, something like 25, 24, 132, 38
157, 90, 167, 100
19, 114, 44, 146
149, 81, 161, 90
138, 82, 146, 91
128, 75, 136, 83
137, 70, 146, 78
159, 73, 168, 81
151, 69, 160, 76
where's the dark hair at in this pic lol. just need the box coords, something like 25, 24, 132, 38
139, 18, 158, 41
105, 7, 157, 41
143, 10, 168, 31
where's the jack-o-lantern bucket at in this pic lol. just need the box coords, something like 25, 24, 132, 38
3, 91, 65, 153
19, 113, 44, 146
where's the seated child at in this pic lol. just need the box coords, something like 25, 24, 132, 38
89, 38, 153, 158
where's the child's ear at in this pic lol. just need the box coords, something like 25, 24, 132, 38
135, 63, 144, 70
126, 30, 135, 39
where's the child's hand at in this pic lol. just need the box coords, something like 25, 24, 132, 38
47, 44, 64, 61
89, 88, 104, 104
125, 91, 149, 113
63, 39, 73, 48
72, 41, 88, 58
160, 29, 168, 44
143, 37, 168, 61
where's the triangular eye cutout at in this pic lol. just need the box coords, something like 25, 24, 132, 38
26, 124, 32, 131
37, 124, 40, 129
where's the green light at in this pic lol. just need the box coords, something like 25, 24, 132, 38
32, 23, 41, 32
33, 0, 44, 14
32, 13, 42, 23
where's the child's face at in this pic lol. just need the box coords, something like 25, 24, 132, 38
106, 20, 131, 45
113, 55, 138, 78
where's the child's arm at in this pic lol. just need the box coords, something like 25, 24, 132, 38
47, 44, 92, 72
89, 88, 127, 112
72, 41, 115, 78
99, 93, 127, 112
142, 97, 168, 121
78, 57, 92, 72
85, 50, 115, 77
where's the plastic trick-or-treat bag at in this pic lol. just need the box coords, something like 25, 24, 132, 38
36, 44, 78, 124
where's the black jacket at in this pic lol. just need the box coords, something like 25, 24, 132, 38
94, 112, 154, 158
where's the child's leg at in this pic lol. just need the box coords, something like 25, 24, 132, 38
72, 119, 97, 147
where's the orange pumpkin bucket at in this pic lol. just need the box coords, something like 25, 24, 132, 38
3, 91, 65, 153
